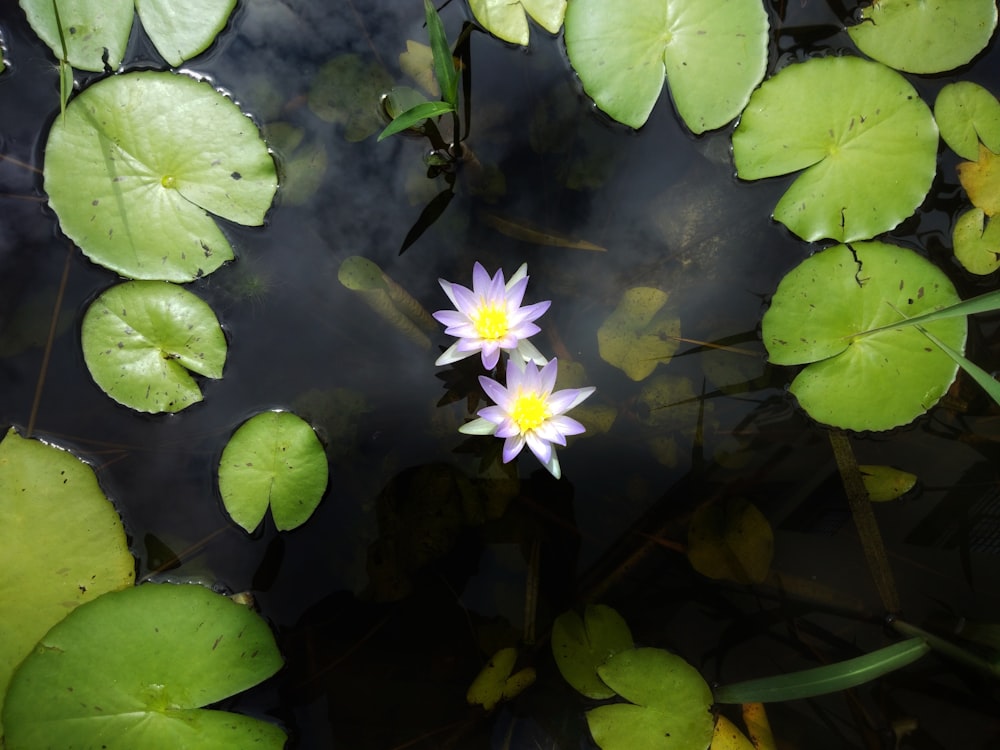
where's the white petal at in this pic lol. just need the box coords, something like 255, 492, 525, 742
506, 262, 528, 289
435, 343, 475, 366
543, 452, 561, 479
459, 417, 499, 435
513, 339, 548, 366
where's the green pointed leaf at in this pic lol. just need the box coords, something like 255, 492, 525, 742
552, 605, 635, 700
424, 0, 458, 107
135, 0, 237, 66
44, 71, 276, 282
597, 287, 680, 381
587, 648, 714, 750
81, 281, 228, 413
913, 323, 1000, 409
565, 0, 768, 131
0, 429, 134, 738
953, 207, 1000, 275
3, 584, 285, 749
848, 0, 997, 75
377, 100, 456, 141
687, 499, 773, 585
761, 241, 965, 431
19, 0, 132, 72
935, 82, 1000, 161
218, 411, 329, 532
470, 0, 566, 46
733, 56, 938, 242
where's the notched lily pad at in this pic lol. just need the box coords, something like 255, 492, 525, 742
470, 0, 566, 46
687, 498, 773, 585
732, 56, 938, 242
81, 281, 228, 413
552, 604, 634, 700
935, 82, 1000, 161
954, 207, 1000, 275
597, 287, 680, 381
466, 647, 536, 711
218, 411, 329, 532
44, 71, 277, 282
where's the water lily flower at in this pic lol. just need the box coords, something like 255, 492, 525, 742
460, 358, 595, 479
433, 262, 550, 370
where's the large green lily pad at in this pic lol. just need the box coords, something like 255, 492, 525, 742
762, 241, 966, 431
44, 71, 276, 282
552, 605, 635, 700
935, 82, 1000, 161
848, 0, 997, 75
218, 411, 329, 532
564, 0, 768, 131
732, 56, 938, 242
470, 0, 566, 46
0, 429, 134, 738
586, 648, 714, 750
2, 583, 285, 749
81, 281, 228, 413
20, 0, 237, 70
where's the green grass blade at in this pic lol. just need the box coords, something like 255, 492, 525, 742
856, 288, 1000, 338
424, 0, 459, 108
913, 323, 1000, 406
377, 100, 455, 141
713, 638, 928, 704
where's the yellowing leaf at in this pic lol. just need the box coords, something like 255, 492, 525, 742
958, 143, 1000, 216
687, 499, 773, 585
711, 715, 755, 750
741, 702, 776, 750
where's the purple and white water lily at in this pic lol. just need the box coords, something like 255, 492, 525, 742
460, 357, 595, 479
433, 262, 550, 370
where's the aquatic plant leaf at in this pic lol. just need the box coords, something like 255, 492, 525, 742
958, 143, 1000, 217
424, 0, 458, 107
44, 71, 276, 281
470, 0, 566, 46
378, 100, 455, 142
266, 122, 328, 207
218, 411, 329, 532
552, 605, 635, 700
586, 648, 714, 750
81, 281, 227, 413
912, 322, 1000, 410
687, 499, 773, 585
848, 0, 997, 75
711, 716, 755, 750
466, 647, 536, 711
0, 429, 134, 738
135, 0, 237, 66
732, 56, 938, 242
858, 465, 917, 502
308, 54, 394, 141
564, 0, 768, 131
761, 242, 965, 431
954, 208, 1000, 275
597, 287, 680, 381
399, 41, 439, 97
3, 584, 285, 749
19, 0, 132, 72
935, 82, 1000, 161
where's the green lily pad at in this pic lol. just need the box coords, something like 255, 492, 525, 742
44, 71, 276, 282
465, 647, 536, 711
848, 0, 998, 75
732, 56, 938, 242
3, 583, 286, 749
687, 499, 773, 585
552, 605, 635, 700
586, 648, 714, 750
81, 281, 228, 413
935, 82, 1000, 161
218, 411, 329, 532
470, 0, 566, 46
761, 241, 966, 431
308, 55, 394, 142
19, 0, 237, 71
564, 0, 768, 131
954, 208, 1000, 275
0, 429, 134, 738
597, 287, 680, 381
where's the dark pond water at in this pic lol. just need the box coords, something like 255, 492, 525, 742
2, 0, 1000, 747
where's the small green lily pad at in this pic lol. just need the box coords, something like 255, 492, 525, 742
597, 287, 680, 381
81, 281, 227, 413
0, 429, 134, 738
470, 0, 566, 46
218, 411, 329, 532
935, 82, 1000, 161
761, 241, 965, 431
2, 583, 285, 749
587, 648, 714, 750
44, 71, 276, 282
552, 605, 635, 700
564, 0, 768, 131
466, 647, 536, 711
732, 56, 938, 242
687, 499, 773, 585
848, 0, 998, 75
954, 208, 1000, 275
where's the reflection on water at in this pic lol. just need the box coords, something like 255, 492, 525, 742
2, 0, 1000, 747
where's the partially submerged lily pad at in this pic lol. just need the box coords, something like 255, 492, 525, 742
44, 71, 277, 282
564, 0, 768, 131
470, 0, 566, 46
3, 583, 285, 749
732, 56, 938, 242
935, 82, 1000, 161
552, 605, 635, 700
81, 281, 228, 413
848, 0, 998, 74
761, 241, 965, 431
597, 287, 680, 381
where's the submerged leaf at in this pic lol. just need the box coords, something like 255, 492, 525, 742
552, 605, 635, 700
935, 82, 1000, 161
858, 465, 917, 502
308, 55, 393, 141
687, 499, 773, 584
597, 287, 680, 381
958, 143, 1000, 217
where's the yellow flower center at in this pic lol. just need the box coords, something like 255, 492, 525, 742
472, 303, 509, 340
510, 392, 548, 432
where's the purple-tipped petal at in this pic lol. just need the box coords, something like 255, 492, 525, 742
533, 421, 568, 446
547, 415, 586, 438
477, 405, 509, 426
450, 283, 480, 316
502, 435, 526, 463
504, 275, 530, 309
479, 376, 510, 408
481, 343, 501, 370
539, 358, 559, 395
434, 310, 470, 327
547, 386, 595, 415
